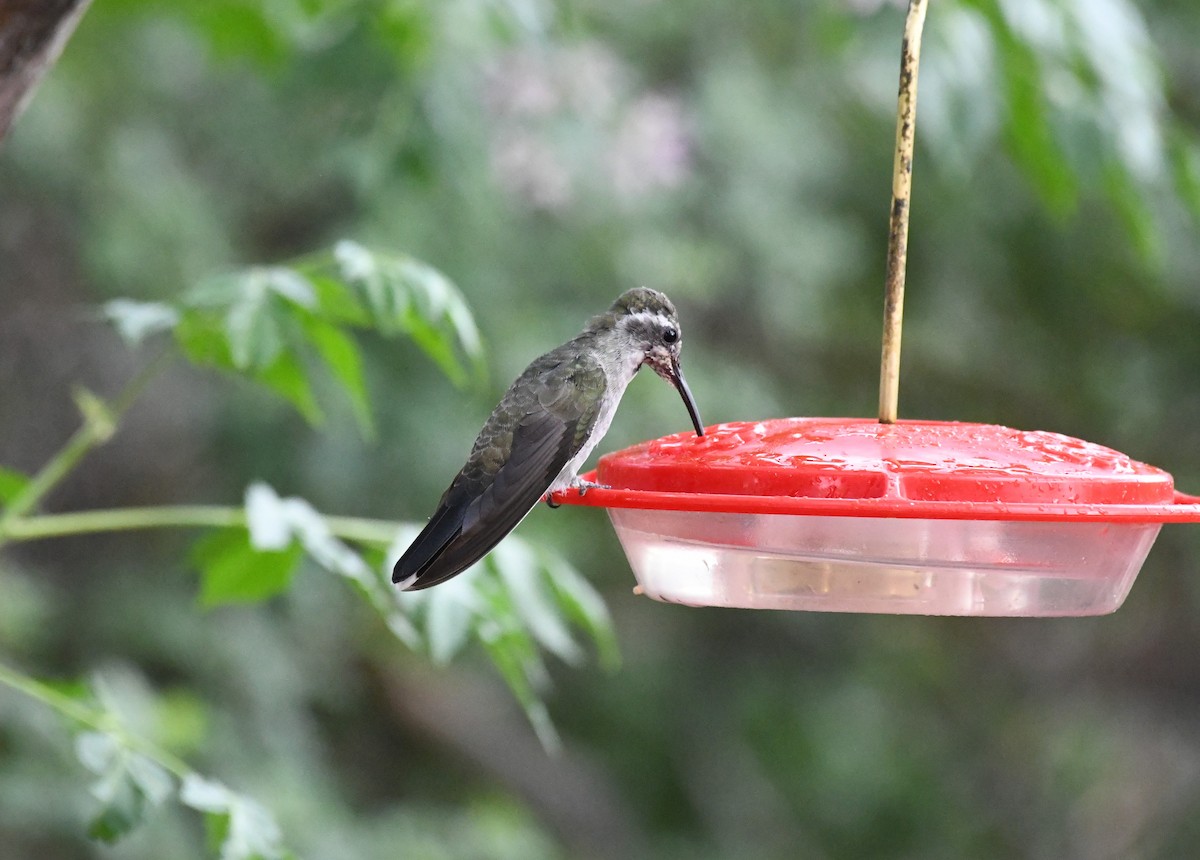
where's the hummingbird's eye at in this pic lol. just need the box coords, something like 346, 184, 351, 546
662, 326, 679, 345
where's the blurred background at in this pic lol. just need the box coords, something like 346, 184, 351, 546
4, 0, 1200, 857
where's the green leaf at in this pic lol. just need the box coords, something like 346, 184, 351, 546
406, 316, 470, 388
175, 289, 325, 425
72, 387, 116, 442
331, 240, 379, 295
0, 465, 29, 506
391, 537, 569, 748
244, 482, 293, 550
301, 315, 375, 435
192, 529, 303, 607
204, 807, 233, 859
1105, 162, 1161, 265
155, 690, 210, 757
180, 774, 286, 860
157, 243, 482, 431
423, 579, 479, 664
306, 273, 370, 325
90, 668, 159, 740
1169, 132, 1200, 224
471, 569, 561, 747
332, 240, 484, 386
390, 532, 616, 745
375, 526, 424, 648
87, 772, 145, 843
542, 553, 621, 672
489, 541, 583, 665
395, 259, 484, 386
224, 282, 282, 371
477, 620, 560, 754
183, 2, 290, 66
126, 753, 174, 806
256, 351, 324, 424
261, 267, 316, 308
175, 312, 238, 371
103, 299, 181, 346
75, 730, 121, 775
244, 482, 372, 583
184, 268, 309, 372
75, 732, 173, 844
999, 41, 1077, 215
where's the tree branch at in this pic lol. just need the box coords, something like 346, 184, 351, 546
0, 351, 173, 549
0, 0, 93, 142
1, 504, 403, 545
0, 657, 193, 779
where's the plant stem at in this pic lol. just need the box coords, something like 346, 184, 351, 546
0, 657, 192, 779
0, 351, 174, 547
879, 0, 928, 424
3, 505, 403, 545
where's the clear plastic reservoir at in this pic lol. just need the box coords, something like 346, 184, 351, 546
609, 508, 1160, 616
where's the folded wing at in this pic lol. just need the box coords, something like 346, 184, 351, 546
393, 358, 605, 590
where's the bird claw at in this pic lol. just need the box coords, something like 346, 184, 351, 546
545, 479, 608, 509
570, 478, 608, 497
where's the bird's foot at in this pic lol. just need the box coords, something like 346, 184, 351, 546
569, 477, 608, 497
544, 478, 608, 508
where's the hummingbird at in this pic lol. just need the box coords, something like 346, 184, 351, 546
393, 287, 704, 591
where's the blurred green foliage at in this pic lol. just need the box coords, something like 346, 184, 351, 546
4, 0, 1200, 857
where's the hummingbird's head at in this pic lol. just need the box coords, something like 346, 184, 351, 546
597, 288, 705, 436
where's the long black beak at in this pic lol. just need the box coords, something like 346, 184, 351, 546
670, 357, 705, 437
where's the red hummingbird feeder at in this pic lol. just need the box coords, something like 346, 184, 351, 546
556, 419, 1200, 615
551, 0, 1200, 616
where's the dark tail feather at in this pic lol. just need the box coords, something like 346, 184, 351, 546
394, 411, 574, 590
392, 495, 469, 589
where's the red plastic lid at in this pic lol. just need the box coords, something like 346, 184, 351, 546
555, 418, 1200, 522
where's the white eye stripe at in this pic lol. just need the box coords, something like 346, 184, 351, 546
625, 311, 675, 333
